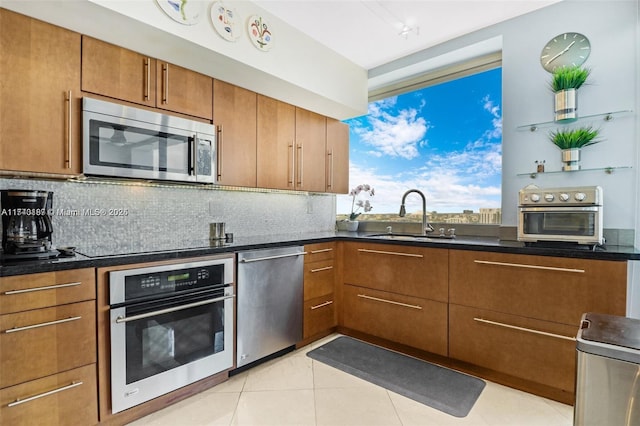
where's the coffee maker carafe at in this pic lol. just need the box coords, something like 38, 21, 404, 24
1, 190, 55, 258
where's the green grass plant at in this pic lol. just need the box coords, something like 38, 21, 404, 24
551, 65, 590, 92
549, 127, 600, 149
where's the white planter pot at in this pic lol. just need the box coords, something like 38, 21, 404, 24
345, 220, 359, 232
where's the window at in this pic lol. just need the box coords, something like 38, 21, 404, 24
338, 66, 502, 225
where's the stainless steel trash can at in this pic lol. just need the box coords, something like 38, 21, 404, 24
575, 312, 640, 426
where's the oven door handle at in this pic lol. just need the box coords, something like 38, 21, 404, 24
114, 294, 235, 324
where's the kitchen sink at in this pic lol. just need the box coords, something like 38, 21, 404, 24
365, 233, 455, 241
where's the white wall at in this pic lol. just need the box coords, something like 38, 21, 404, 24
0, 0, 368, 120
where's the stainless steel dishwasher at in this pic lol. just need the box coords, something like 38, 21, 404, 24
236, 246, 305, 368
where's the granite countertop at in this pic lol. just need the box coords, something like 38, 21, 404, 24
1, 231, 639, 277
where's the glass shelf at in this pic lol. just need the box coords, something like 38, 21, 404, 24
517, 166, 632, 178
517, 110, 633, 132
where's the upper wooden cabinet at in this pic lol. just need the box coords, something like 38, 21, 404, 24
325, 118, 349, 194
82, 36, 213, 120
295, 108, 327, 192
256, 95, 296, 190
0, 9, 82, 176
213, 79, 257, 187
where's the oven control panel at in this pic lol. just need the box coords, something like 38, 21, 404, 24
519, 186, 602, 206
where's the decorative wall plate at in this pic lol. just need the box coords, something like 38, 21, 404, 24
211, 2, 241, 41
156, 0, 204, 26
247, 15, 273, 51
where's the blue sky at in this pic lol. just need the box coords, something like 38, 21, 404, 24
337, 68, 503, 215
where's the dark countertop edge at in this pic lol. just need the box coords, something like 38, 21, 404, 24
1, 232, 638, 277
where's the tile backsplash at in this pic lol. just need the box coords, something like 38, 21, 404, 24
0, 178, 336, 249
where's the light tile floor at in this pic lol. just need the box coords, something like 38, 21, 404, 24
129, 335, 574, 426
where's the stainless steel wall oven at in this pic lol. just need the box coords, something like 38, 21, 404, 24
108, 256, 234, 413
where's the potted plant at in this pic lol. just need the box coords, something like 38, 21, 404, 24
549, 126, 600, 170
344, 184, 374, 231
551, 65, 590, 122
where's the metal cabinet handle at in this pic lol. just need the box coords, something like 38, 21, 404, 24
216, 126, 223, 180
310, 248, 333, 254
357, 294, 422, 310
240, 252, 308, 263
310, 300, 333, 310
310, 266, 333, 273
288, 142, 295, 187
5, 316, 81, 334
65, 90, 72, 169
143, 57, 150, 101
473, 317, 576, 341
3, 281, 81, 295
357, 248, 423, 258
8, 381, 83, 407
296, 144, 304, 187
473, 260, 585, 273
162, 63, 169, 104
116, 295, 235, 323
327, 149, 334, 189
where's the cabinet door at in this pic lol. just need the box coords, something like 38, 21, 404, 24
295, 108, 326, 192
156, 61, 213, 120
213, 80, 257, 187
256, 95, 296, 190
304, 294, 336, 339
342, 242, 448, 302
304, 259, 335, 300
82, 36, 156, 108
449, 250, 627, 326
343, 284, 448, 356
0, 9, 81, 175
325, 118, 349, 194
0, 364, 97, 426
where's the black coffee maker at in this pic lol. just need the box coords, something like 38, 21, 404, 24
1, 189, 55, 259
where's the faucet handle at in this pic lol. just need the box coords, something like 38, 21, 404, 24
425, 224, 435, 233
386, 226, 393, 234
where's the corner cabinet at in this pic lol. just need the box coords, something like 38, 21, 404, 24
0, 268, 98, 426
302, 243, 338, 342
0, 9, 82, 176
448, 250, 626, 402
340, 242, 449, 356
325, 118, 349, 194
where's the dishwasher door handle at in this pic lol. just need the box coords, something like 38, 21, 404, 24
239, 252, 307, 263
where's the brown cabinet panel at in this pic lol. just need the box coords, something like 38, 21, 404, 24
0, 9, 82, 175
304, 295, 336, 339
449, 304, 577, 392
343, 284, 448, 356
0, 268, 95, 314
256, 95, 296, 190
449, 250, 627, 325
156, 61, 213, 119
0, 364, 98, 426
304, 259, 335, 300
213, 80, 257, 187
342, 242, 448, 302
82, 36, 157, 108
295, 108, 326, 192
305, 242, 335, 263
325, 118, 349, 194
0, 300, 96, 388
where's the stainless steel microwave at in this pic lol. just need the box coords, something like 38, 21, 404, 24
82, 97, 216, 184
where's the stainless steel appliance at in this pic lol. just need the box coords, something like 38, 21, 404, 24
575, 312, 640, 426
236, 246, 305, 368
109, 256, 234, 413
82, 97, 216, 184
0, 189, 56, 259
518, 185, 603, 246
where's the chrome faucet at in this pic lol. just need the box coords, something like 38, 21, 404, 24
399, 189, 434, 236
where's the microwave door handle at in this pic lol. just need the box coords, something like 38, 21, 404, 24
188, 136, 195, 176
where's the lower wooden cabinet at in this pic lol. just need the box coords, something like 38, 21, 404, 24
303, 243, 337, 341
449, 304, 577, 393
0, 364, 98, 426
304, 295, 336, 339
342, 284, 448, 356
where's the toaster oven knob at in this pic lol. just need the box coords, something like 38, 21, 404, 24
544, 193, 555, 202
559, 193, 570, 202
575, 192, 587, 202
530, 193, 541, 202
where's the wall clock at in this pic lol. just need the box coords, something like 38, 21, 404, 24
540, 32, 591, 72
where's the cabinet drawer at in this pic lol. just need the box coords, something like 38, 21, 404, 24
304, 294, 336, 339
449, 250, 626, 325
305, 243, 335, 263
343, 242, 448, 302
343, 284, 448, 356
0, 268, 95, 314
0, 300, 96, 388
304, 259, 335, 300
0, 364, 97, 426
449, 304, 577, 392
